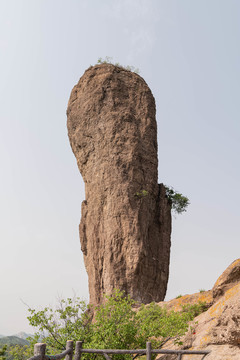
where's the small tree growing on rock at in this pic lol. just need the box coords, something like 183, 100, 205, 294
165, 186, 190, 214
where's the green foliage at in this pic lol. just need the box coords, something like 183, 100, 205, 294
181, 302, 209, 318
135, 302, 196, 347
88, 291, 138, 360
90, 291, 136, 349
176, 295, 182, 299
96, 57, 140, 74
135, 190, 148, 198
27, 297, 92, 353
97, 56, 112, 64
6, 345, 32, 360
165, 186, 190, 214
26, 291, 208, 359
199, 289, 206, 293
0, 345, 7, 360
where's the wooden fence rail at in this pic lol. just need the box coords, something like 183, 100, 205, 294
28, 341, 210, 360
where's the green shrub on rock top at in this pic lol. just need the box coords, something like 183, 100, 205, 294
96, 57, 140, 74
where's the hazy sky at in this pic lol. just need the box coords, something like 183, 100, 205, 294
1, 0, 239, 335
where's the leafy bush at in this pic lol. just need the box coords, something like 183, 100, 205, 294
181, 302, 209, 318
165, 186, 190, 214
26, 290, 208, 360
88, 292, 137, 360
136, 303, 195, 346
27, 297, 92, 352
6, 345, 32, 360
176, 295, 182, 299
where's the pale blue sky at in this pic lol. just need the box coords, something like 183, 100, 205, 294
0, 0, 239, 335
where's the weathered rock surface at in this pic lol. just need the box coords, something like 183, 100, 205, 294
157, 260, 240, 360
67, 64, 172, 305
212, 259, 240, 301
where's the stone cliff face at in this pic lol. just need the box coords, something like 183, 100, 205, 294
67, 64, 172, 305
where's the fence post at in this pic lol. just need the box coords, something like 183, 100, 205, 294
74, 341, 83, 360
34, 343, 46, 360
65, 340, 74, 360
146, 342, 152, 360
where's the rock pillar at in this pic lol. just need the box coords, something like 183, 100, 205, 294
67, 64, 171, 305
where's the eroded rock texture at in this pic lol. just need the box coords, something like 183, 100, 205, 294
67, 64, 171, 305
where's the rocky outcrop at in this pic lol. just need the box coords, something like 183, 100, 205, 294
212, 259, 240, 301
67, 63, 172, 305
157, 259, 240, 360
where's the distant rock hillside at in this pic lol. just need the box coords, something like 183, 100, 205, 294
13, 332, 32, 340
0, 336, 29, 346
67, 63, 172, 306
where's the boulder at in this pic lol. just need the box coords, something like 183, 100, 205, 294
67, 64, 172, 305
212, 259, 240, 301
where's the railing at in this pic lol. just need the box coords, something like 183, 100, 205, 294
29, 341, 210, 360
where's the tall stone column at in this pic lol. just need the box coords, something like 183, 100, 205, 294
67, 64, 171, 305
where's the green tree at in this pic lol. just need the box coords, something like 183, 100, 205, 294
27, 297, 92, 353
89, 291, 137, 350
165, 186, 190, 214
